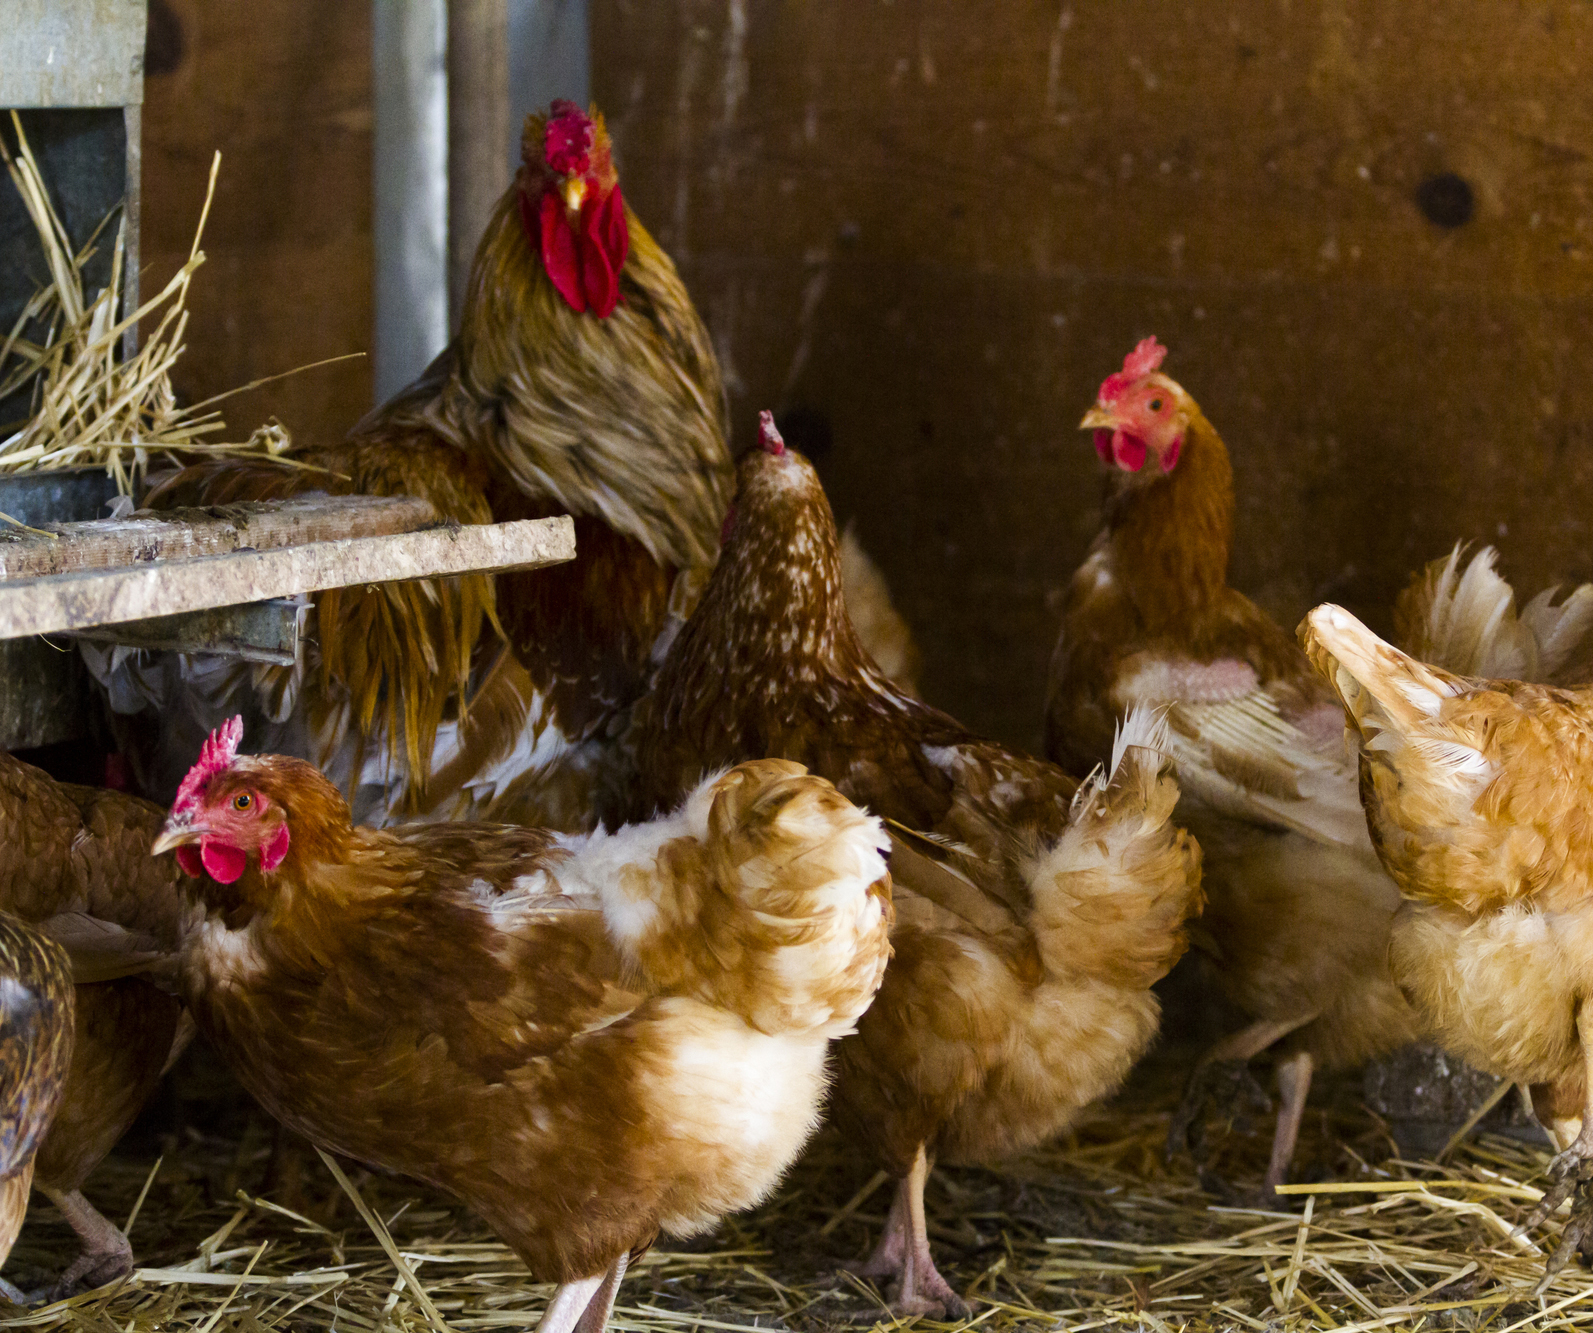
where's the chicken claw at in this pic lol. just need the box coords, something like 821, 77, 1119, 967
844, 1148, 970, 1319
35, 1187, 133, 1301
1522, 1143, 1593, 1292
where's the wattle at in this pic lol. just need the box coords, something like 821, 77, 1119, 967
523, 183, 630, 318
200, 839, 248, 885
1112, 428, 1147, 472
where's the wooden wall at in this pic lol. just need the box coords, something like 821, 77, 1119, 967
593, 1, 1593, 751
141, 0, 372, 441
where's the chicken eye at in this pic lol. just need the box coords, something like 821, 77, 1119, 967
232, 792, 253, 812
1149, 398, 1164, 412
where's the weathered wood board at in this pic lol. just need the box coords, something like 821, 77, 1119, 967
0, 494, 439, 579
0, 514, 574, 641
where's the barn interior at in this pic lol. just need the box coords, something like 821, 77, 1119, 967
0, 4, 1588, 1330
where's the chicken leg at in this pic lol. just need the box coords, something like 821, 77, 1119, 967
537, 1253, 630, 1333
36, 1187, 132, 1300
1265, 1049, 1315, 1195
1167, 1016, 1308, 1168
1523, 1006, 1593, 1290
846, 1145, 969, 1318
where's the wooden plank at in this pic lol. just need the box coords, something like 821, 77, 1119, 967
0, 514, 574, 641
0, 495, 440, 580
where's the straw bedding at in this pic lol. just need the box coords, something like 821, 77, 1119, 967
3, 1044, 1588, 1333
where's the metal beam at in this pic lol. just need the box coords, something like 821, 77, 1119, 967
373, 0, 450, 403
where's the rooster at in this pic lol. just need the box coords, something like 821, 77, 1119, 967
150, 719, 892, 1333
629, 414, 1203, 1316
1046, 337, 1593, 1193
0, 753, 194, 1298
96, 99, 732, 831
1303, 602, 1593, 1281
0, 914, 74, 1305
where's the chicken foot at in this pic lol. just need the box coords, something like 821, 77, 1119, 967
845, 1145, 969, 1319
1522, 1007, 1593, 1291
34, 1186, 132, 1300
1166, 1017, 1307, 1167
537, 1253, 630, 1333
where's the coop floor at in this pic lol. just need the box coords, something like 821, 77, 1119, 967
2, 1042, 1584, 1332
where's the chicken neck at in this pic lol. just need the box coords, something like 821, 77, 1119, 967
1102, 408, 1235, 636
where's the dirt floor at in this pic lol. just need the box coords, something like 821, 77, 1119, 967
3, 1037, 1584, 1333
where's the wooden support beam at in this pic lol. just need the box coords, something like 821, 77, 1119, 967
71, 599, 306, 666
0, 495, 439, 579
0, 514, 574, 641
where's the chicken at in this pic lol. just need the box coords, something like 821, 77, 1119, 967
1045, 337, 1593, 1193
147, 717, 890, 1333
1302, 601, 1593, 1279
629, 413, 1202, 1315
0, 914, 74, 1304
0, 752, 194, 1299
94, 98, 732, 831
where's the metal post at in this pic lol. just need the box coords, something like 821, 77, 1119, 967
372, 0, 449, 404
447, 0, 509, 324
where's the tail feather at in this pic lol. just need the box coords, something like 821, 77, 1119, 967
578, 760, 892, 1040
1396, 542, 1593, 684
1028, 709, 1202, 990
1304, 603, 1468, 739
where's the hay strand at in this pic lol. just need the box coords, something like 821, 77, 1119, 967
0, 116, 360, 495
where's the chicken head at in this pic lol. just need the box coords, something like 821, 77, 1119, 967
1080, 335, 1193, 475
152, 715, 291, 886
518, 100, 628, 317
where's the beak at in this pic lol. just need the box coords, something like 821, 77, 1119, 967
151, 815, 202, 857
1079, 404, 1118, 432
560, 177, 587, 214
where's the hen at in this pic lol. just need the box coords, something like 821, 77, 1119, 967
98, 99, 731, 831
1302, 601, 1593, 1279
630, 414, 1202, 1316
1046, 338, 1593, 1192
150, 719, 891, 1333
0, 914, 74, 1304
0, 752, 193, 1298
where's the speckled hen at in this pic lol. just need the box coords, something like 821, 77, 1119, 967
629, 414, 1203, 1317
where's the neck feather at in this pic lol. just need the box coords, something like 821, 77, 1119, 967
1104, 408, 1234, 631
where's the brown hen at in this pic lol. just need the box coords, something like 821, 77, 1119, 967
0, 754, 193, 1299
630, 413, 1202, 1316
151, 719, 891, 1333
1047, 338, 1593, 1194
0, 913, 74, 1304
1304, 602, 1593, 1282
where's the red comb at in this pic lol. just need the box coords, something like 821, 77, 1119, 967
1099, 336, 1168, 403
758, 411, 786, 456
544, 100, 594, 176
172, 715, 244, 815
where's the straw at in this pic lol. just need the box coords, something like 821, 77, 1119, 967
0, 113, 358, 494
5, 1054, 1591, 1332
